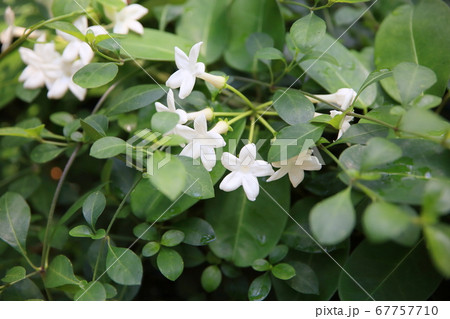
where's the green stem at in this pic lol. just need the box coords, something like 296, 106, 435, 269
248, 116, 256, 144
258, 111, 279, 116
258, 116, 277, 137
92, 238, 106, 281
225, 84, 256, 110
278, 0, 312, 10
0, 270, 40, 291
106, 175, 143, 235
227, 110, 253, 125
40, 139, 68, 147
256, 101, 273, 110
213, 112, 245, 117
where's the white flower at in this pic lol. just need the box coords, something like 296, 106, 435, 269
220, 143, 274, 201
155, 89, 187, 135
47, 59, 86, 101
57, 16, 107, 65
177, 113, 226, 171
267, 149, 322, 187
104, 0, 148, 35
1, 6, 42, 52
330, 111, 354, 139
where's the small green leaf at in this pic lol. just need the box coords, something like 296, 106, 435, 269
106, 246, 143, 286
44, 255, 80, 288
151, 112, 179, 134
273, 89, 315, 125
290, 12, 326, 51
30, 144, 66, 164
363, 202, 412, 243
157, 247, 184, 281
91, 229, 106, 240
248, 272, 271, 301
424, 224, 450, 278
50, 112, 74, 126
361, 137, 402, 171
2, 266, 26, 283
96, 0, 125, 9
106, 85, 166, 116
174, 217, 216, 246
69, 225, 94, 238
90, 136, 126, 159
178, 156, 215, 199
272, 263, 296, 280
336, 123, 390, 145
161, 230, 185, 247
133, 223, 159, 241
45, 21, 84, 41
286, 261, 319, 295
148, 152, 186, 201
142, 241, 160, 257
252, 259, 271, 272
82, 191, 106, 228
268, 245, 289, 264
310, 188, 355, 245
74, 281, 106, 301
355, 69, 393, 102
201, 265, 222, 292
255, 47, 285, 61
52, 0, 90, 16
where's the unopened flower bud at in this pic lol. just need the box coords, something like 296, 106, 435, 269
198, 72, 227, 89
211, 120, 229, 135
186, 107, 214, 121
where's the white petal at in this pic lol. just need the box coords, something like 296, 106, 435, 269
179, 73, 196, 99
5, 7, 15, 26
301, 156, 322, 171
288, 168, 305, 188
193, 62, 205, 76
174, 47, 189, 70
166, 70, 184, 89
176, 125, 198, 142
221, 152, 240, 172
23, 70, 45, 89
242, 174, 259, 201
88, 25, 108, 36
166, 89, 176, 111
200, 146, 217, 171
267, 166, 290, 182
121, 4, 148, 20
239, 143, 256, 166
62, 41, 80, 62
47, 78, 69, 99
189, 42, 203, 65
113, 21, 129, 34
74, 16, 88, 34
126, 20, 144, 35
1, 28, 13, 51
179, 142, 194, 158
69, 81, 87, 101
251, 161, 275, 177
155, 102, 169, 113
79, 42, 94, 64
193, 113, 208, 135
176, 109, 188, 124
219, 171, 242, 192
19, 47, 40, 65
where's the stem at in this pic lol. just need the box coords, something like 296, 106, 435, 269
41, 144, 81, 269
0, 270, 40, 291
231, 76, 272, 88
92, 82, 119, 114
258, 111, 279, 116
227, 110, 253, 125
92, 238, 106, 281
106, 175, 143, 235
257, 101, 273, 110
40, 139, 68, 147
258, 116, 277, 137
248, 116, 256, 144
225, 84, 256, 110
278, 0, 312, 10
213, 112, 245, 117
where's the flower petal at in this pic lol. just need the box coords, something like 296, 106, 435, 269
239, 143, 256, 166
79, 42, 94, 64
288, 167, 305, 188
219, 171, 242, 192
221, 152, 240, 172
166, 70, 184, 89
176, 125, 198, 142
301, 156, 322, 171
200, 146, 217, 171
242, 174, 259, 201
179, 73, 196, 99
176, 109, 188, 124
113, 21, 128, 34
251, 160, 275, 177
122, 4, 148, 20
179, 142, 194, 158
47, 78, 69, 99
69, 81, 87, 101
189, 42, 203, 65
193, 113, 208, 135
174, 47, 189, 70
155, 102, 168, 113
62, 41, 80, 62
126, 20, 144, 35
266, 166, 290, 182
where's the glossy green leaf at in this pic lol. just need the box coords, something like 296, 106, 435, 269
176, 0, 231, 64
360, 137, 402, 171
272, 263, 296, 280
375, 0, 450, 100
2, 266, 26, 284
0, 192, 31, 256
248, 272, 271, 301
178, 156, 214, 199
106, 246, 143, 286
335, 123, 390, 145
52, 0, 90, 16
82, 191, 106, 229
362, 201, 412, 243
355, 69, 393, 101
73, 63, 118, 89
90, 136, 126, 159
142, 241, 160, 257
273, 89, 315, 125
252, 259, 271, 272
201, 265, 222, 292
106, 84, 166, 116
399, 108, 450, 137
50, 112, 74, 127
44, 255, 81, 288
310, 188, 355, 245
286, 261, 319, 295
30, 144, 66, 164
69, 225, 94, 238
45, 21, 84, 41
255, 47, 285, 61
148, 152, 186, 201
157, 247, 184, 281
424, 224, 450, 278
74, 282, 106, 301
151, 112, 179, 134
338, 240, 442, 300
290, 12, 326, 52
268, 245, 289, 264
174, 217, 215, 246
133, 223, 159, 241
161, 230, 185, 247
224, 0, 285, 72
206, 179, 289, 267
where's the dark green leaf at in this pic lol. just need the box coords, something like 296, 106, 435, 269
161, 230, 185, 247
69, 225, 94, 238
290, 12, 326, 51
30, 144, 66, 164
82, 191, 106, 228
174, 217, 215, 246
201, 265, 222, 292
424, 224, 450, 278
178, 156, 215, 199
2, 266, 26, 283
268, 245, 289, 264
142, 242, 160, 257
45, 21, 84, 41
90, 136, 126, 159
273, 89, 315, 125
157, 247, 184, 281
286, 261, 319, 295
248, 272, 271, 301
148, 152, 186, 201
252, 259, 271, 272
336, 123, 390, 145
44, 255, 81, 288
106, 246, 143, 286
151, 112, 179, 134
74, 281, 106, 301
106, 85, 166, 116
360, 137, 402, 170
73, 63, 119, 89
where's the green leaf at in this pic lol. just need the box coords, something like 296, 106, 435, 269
399, 108, 450, 137
74, 281, 106, 301
362, 202, 412, 243
174, 217, 216, 246
424, 224, 450, 278
178, 156, 214, 199
224, 0, 285, 72
252, 259, 271, 272
0, 192, 31, 256
142, 242, 160, 257
176, 0, 231, 64
335, 123, 390, 145
82, 191, 106, 228
90, 136, 126, 159
151, 112, 179, 134
201, 265, 222, 292
360, 137, 402, 171
148, 152, 186, 201
73, 63, 118, 89
44, 255, 81, 288
268, 123, 325, 162
50, 112, 74, 127
268, 245, 289, 264
0, 126, 41, 139
271, 263, 296, 280
338, 240, 442, 300
161, 230, 185, 247
80, 116, 108, 142
69, 225, 94, 238
255, 47, 285, 61
45, 21, 85, 41
424, 180, 450, 216
286, 261, 319, 295
52, 0, 90, 16
157, 247, 184, 281
2, 266, 26, 283
248, 272, 271, 301
393, 62, 437, 105
374, 0, 450, 100
410, 94, 442, 109
290, 12, 326, 51
0, 51, 23, 109
118, 28, 193, 61
310, 188, 355, 245
133, 223, 159, 241
206, 179, 289, 267
96, 0, 125, 9
355, 69, 393, 101
30, 144, 66, 164
272, 89, 315, 125
106, 84, 166, 116
106, 246, 143, 286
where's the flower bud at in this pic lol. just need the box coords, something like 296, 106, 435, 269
198, 72, 227, 89
211, 120, 230, 135
186, 107, 214, 121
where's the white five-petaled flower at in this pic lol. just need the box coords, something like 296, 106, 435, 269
220, 143, 274, 201
57, 16, 107, 65
177, 113, 226, 171
1, 6, 42, 52
155, 89, 188, 135
104, 0, 148, 35
47, 58, 86, 101
310, 88, 357, 139
267, 149, 322, 187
